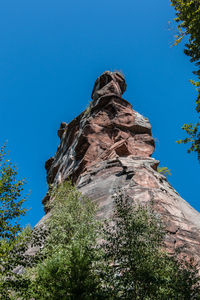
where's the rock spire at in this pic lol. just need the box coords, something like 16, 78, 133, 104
41, 71, 200, 264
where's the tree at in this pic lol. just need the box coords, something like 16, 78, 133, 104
100, 190, 200, 299
0, 145, 27, 240
171, 0, 200, 161
0, 144, 29, 299
157, 166, 171, 177
21, 181, 104, 300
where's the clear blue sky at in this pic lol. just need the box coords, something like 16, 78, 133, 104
0, 0, 199, 227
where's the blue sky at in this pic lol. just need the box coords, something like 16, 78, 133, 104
0, 0, 199, 227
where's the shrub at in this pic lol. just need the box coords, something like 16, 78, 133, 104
100, 190, 200, 299
22, 181, 103, 300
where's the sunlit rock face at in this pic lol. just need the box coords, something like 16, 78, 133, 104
42, 71, 200, 263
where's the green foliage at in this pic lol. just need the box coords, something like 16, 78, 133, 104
7, 181, 200, 299
177, 122, 200, 160
0, 145, 30, 299
157, 166, 172, 177
0, 226, 33, 299
100, 190, 200, 299
171, 0, 200, 161
0, 144, 27, 240
21, 181, 103, 300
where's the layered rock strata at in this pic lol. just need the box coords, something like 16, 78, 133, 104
42, 71, 200, 263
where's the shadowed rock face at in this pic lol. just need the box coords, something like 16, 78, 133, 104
41, 71, 200, 263
91, 71, 127, 101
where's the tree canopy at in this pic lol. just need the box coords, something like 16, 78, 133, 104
100, 190, 200, 299
0, 145, 29, 299
171, 0, 200, 160
0, 145, 27, 240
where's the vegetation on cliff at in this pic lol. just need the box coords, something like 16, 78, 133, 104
5, 182, 199, 299
20, 181, 103, 299
100, 190, 200, 299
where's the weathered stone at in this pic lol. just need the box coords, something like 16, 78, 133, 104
45, 94, 154, 185
41, 71, 200, 265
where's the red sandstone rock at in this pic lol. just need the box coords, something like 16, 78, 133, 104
91, 71, 126, 101
45, 87, 154, 185
40, 71, 200, 265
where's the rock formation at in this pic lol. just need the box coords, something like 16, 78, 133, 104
42, 71, 200, 263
